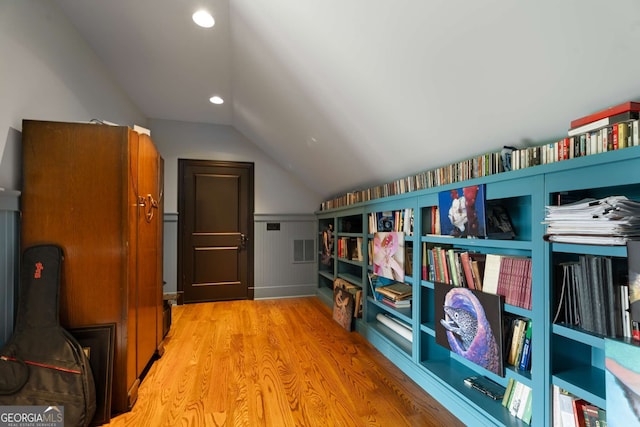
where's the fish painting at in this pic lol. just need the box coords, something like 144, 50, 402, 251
439, 286, 502, 376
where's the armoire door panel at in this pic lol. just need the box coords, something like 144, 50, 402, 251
21, 120, 164, 415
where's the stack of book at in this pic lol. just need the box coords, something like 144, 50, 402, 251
544, 196, 640, 246
502, 378, 533, 425
567, 101, 640, 142
375, 282, 412, 309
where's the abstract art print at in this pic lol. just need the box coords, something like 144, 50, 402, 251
373, 232, 405, 281
435, 282, 504, 376
438, 184, 487, 238
605, 338, 640, 427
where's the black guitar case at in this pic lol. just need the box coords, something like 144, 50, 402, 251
0, 244, 96, 427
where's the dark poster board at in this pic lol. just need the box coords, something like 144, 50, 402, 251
70, 323, 116, 426
434, 283, 504, 376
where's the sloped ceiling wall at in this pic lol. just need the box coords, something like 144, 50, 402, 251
55, 0, 640, 199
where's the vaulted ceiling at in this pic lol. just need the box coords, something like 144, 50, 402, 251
54, 0, 640, 199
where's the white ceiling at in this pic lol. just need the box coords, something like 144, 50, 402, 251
54, 0, 640, 199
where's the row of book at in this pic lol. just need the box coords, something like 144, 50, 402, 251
503, 315, 532, 372
508, 124, 640, 171
336, 236, 364, 261
553, 255, 629, 338
367, 209, 414, 235
319, 101, 640, 211
483, 254, 532, 311
553, 385, 607, 427
422, 245, 532, 311
501, 378, 533, 425
320, 152, 504, 210
421, 244, 486, 291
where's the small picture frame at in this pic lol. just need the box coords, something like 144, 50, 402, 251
69, 323, 116, 426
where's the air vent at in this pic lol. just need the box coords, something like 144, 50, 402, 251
293, 239, 315, 263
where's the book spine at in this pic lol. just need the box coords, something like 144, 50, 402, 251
619, 122, 629, 149
518, 320, 532, 371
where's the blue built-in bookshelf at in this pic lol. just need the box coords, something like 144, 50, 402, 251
316, 145, 640, 426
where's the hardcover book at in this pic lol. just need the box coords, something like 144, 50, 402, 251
438, 184, 487, 238
435, 282, 504, 376
568, 110, 640, 137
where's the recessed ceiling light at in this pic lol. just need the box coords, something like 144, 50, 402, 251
209, 96, 224, 105
192, 10, 215, 28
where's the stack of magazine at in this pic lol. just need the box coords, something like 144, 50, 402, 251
543, 196, 640, 245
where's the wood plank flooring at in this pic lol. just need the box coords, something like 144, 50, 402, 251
104, 297, 463, 426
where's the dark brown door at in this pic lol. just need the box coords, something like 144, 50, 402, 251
178, 159, 254, 303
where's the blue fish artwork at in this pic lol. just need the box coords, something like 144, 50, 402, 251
440, 287, 501, 376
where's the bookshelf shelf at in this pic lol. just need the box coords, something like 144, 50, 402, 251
318, 270, 334, 282
551, 243, 627, 257
317, 145, 640, 426
337, 258, 363, 266
420, 280, 435, 290
504, 304, 531, 318
552, 324, 606, 349
367, 297, 412, 323
420, 322, 436, 336
552, 368, 606, 409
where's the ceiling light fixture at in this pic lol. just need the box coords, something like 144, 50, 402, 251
192, 10, 215, 28
209, 96, 224, 105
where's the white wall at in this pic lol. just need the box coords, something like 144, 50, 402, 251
0, 0, 146, 190
0, 1, 323, 301
148, 119, 321, 214
149, 119, 322, 298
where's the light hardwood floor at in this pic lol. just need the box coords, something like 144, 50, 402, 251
104, 297, 463, 426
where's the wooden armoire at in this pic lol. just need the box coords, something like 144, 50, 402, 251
20, 120, 164, 414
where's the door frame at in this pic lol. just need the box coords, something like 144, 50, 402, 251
176, 159, 255, 305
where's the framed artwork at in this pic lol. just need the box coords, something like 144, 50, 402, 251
332, 286, 355, 331
438, 184, 487, 238
372, 231, 405, 281
434, 282, 504, 376
69, 323, 116, 426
